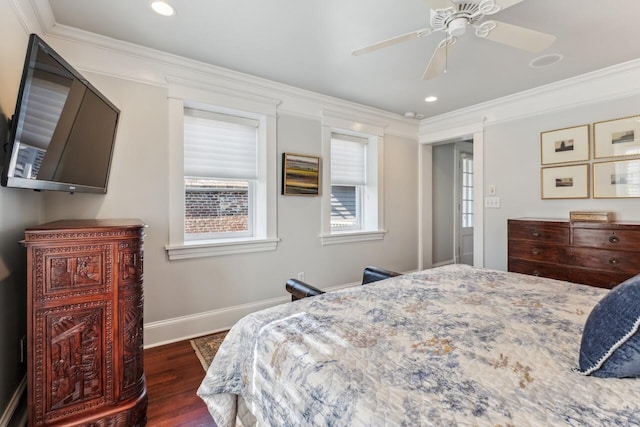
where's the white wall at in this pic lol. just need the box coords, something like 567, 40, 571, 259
43, 73, 420, 343
483, 94, 640, 270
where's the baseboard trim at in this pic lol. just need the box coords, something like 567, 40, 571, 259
143, 281, 360, 348
432, 259, 455, 267
0, 376, 27, 427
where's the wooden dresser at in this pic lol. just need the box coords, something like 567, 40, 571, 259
24, 219, 147, 426
508, 218, 640, 289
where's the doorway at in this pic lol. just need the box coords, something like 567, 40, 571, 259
431, 140, 473, 266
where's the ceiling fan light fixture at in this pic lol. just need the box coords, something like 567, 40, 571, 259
448, 17, 469, 37
151, 1, 175, 17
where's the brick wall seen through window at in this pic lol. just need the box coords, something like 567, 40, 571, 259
185, 178, 248, 234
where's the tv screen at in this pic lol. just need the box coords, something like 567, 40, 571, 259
1, 34, 120, 193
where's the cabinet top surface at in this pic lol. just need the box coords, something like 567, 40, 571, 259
26, 218, 146, 232
509, 217, 640, 227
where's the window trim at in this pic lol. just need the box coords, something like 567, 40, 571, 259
320, 111, 386, 245
166, 79, 280, 260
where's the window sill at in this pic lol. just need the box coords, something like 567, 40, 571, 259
165, 237, 280, 260
320, 230, 386, 246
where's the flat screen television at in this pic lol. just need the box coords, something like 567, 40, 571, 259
1, 34, 120, 193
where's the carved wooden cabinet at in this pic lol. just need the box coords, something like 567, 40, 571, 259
508, 218, 640, 289
24, 219, 147, 426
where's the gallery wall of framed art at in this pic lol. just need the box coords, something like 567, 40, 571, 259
539, 114, 640, 199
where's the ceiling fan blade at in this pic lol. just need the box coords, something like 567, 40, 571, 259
352, 28, 432, 56
482, 21, 556, 53
422, 39, 455, 80
423, 0, 455, 10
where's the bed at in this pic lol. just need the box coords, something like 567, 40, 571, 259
197, 264, 640, 426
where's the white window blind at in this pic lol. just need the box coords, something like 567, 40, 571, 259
184, 108, 258, 180
331, 133, 366, 186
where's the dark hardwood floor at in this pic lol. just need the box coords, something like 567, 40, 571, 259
144, 339, 217, 426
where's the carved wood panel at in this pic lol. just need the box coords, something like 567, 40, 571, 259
35, 301, 114, 425
120, 289, 144, 400
34, 244, 112, 301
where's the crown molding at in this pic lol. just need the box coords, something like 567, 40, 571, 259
22, 0, 418, 140
420, 58, 640, 138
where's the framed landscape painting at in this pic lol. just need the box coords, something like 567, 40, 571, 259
593, 159, 640, 198
282, 153, 320, 196
540, 124, 590, 165
541, 163, 589, 199
594, 115, 640, 158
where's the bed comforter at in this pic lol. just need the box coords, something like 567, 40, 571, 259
197, 264, 640, 426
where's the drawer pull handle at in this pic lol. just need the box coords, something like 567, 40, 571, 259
609, 258, 619, 265
531, 230, 541, 238
532, 270, 540, 276
609, 235, 620, 244
532, 248, 540, 255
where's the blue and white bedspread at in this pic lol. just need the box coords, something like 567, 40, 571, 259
197, 265, 640, 426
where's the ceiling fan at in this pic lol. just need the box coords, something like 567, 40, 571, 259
352, 0, 556, 80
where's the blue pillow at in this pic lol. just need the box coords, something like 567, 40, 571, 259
578, 274, 640, 378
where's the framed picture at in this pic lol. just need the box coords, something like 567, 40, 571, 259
541, 163, 589, 199
282, 153, 320, 196
594, 115, 640, 158
593, 159, 640, 198
540, 124, 590, 165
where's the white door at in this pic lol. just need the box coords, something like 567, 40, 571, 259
458, 152, 474, 265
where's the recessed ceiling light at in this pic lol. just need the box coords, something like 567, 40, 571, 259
529, 53, 563, 68
425, 96, 438, 103
151, 1, 175, 16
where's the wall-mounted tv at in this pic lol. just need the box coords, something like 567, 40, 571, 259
1, 34, 120, 193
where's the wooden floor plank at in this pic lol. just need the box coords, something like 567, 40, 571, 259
144, 340, 216, 426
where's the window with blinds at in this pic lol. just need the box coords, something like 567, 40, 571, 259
330, 133, 367, 231
183, 108, 258, 239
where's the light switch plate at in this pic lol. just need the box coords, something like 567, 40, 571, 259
484, 196, 500, 208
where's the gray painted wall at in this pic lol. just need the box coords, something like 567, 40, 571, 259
0, 2, 43, 418
432, 144, 454, 264
483, 94, 640, 271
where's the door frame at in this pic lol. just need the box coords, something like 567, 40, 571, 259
418, 126, 484, 270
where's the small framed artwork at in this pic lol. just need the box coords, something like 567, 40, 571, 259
541, 163, 589, 199
540, 124, 590, 165
593, 159, 640, 198
282, 153, 320, 196
594, 115, 640, 158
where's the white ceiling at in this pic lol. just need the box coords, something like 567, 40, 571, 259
45, 0, 640, 119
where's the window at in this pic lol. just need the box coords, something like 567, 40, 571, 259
461, 153, 473, 228
165, 81, 279, 260
330, 134, 367, 231
183, 109, 257, 240
320, 112, 386, 245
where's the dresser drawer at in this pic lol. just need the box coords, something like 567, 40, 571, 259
508, 220, 569, 244
508, 240, 565, 263
568, 268, 634, 290
507, 258, 572, 282
566, 247, 638, 274
572, 228, 640, 251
